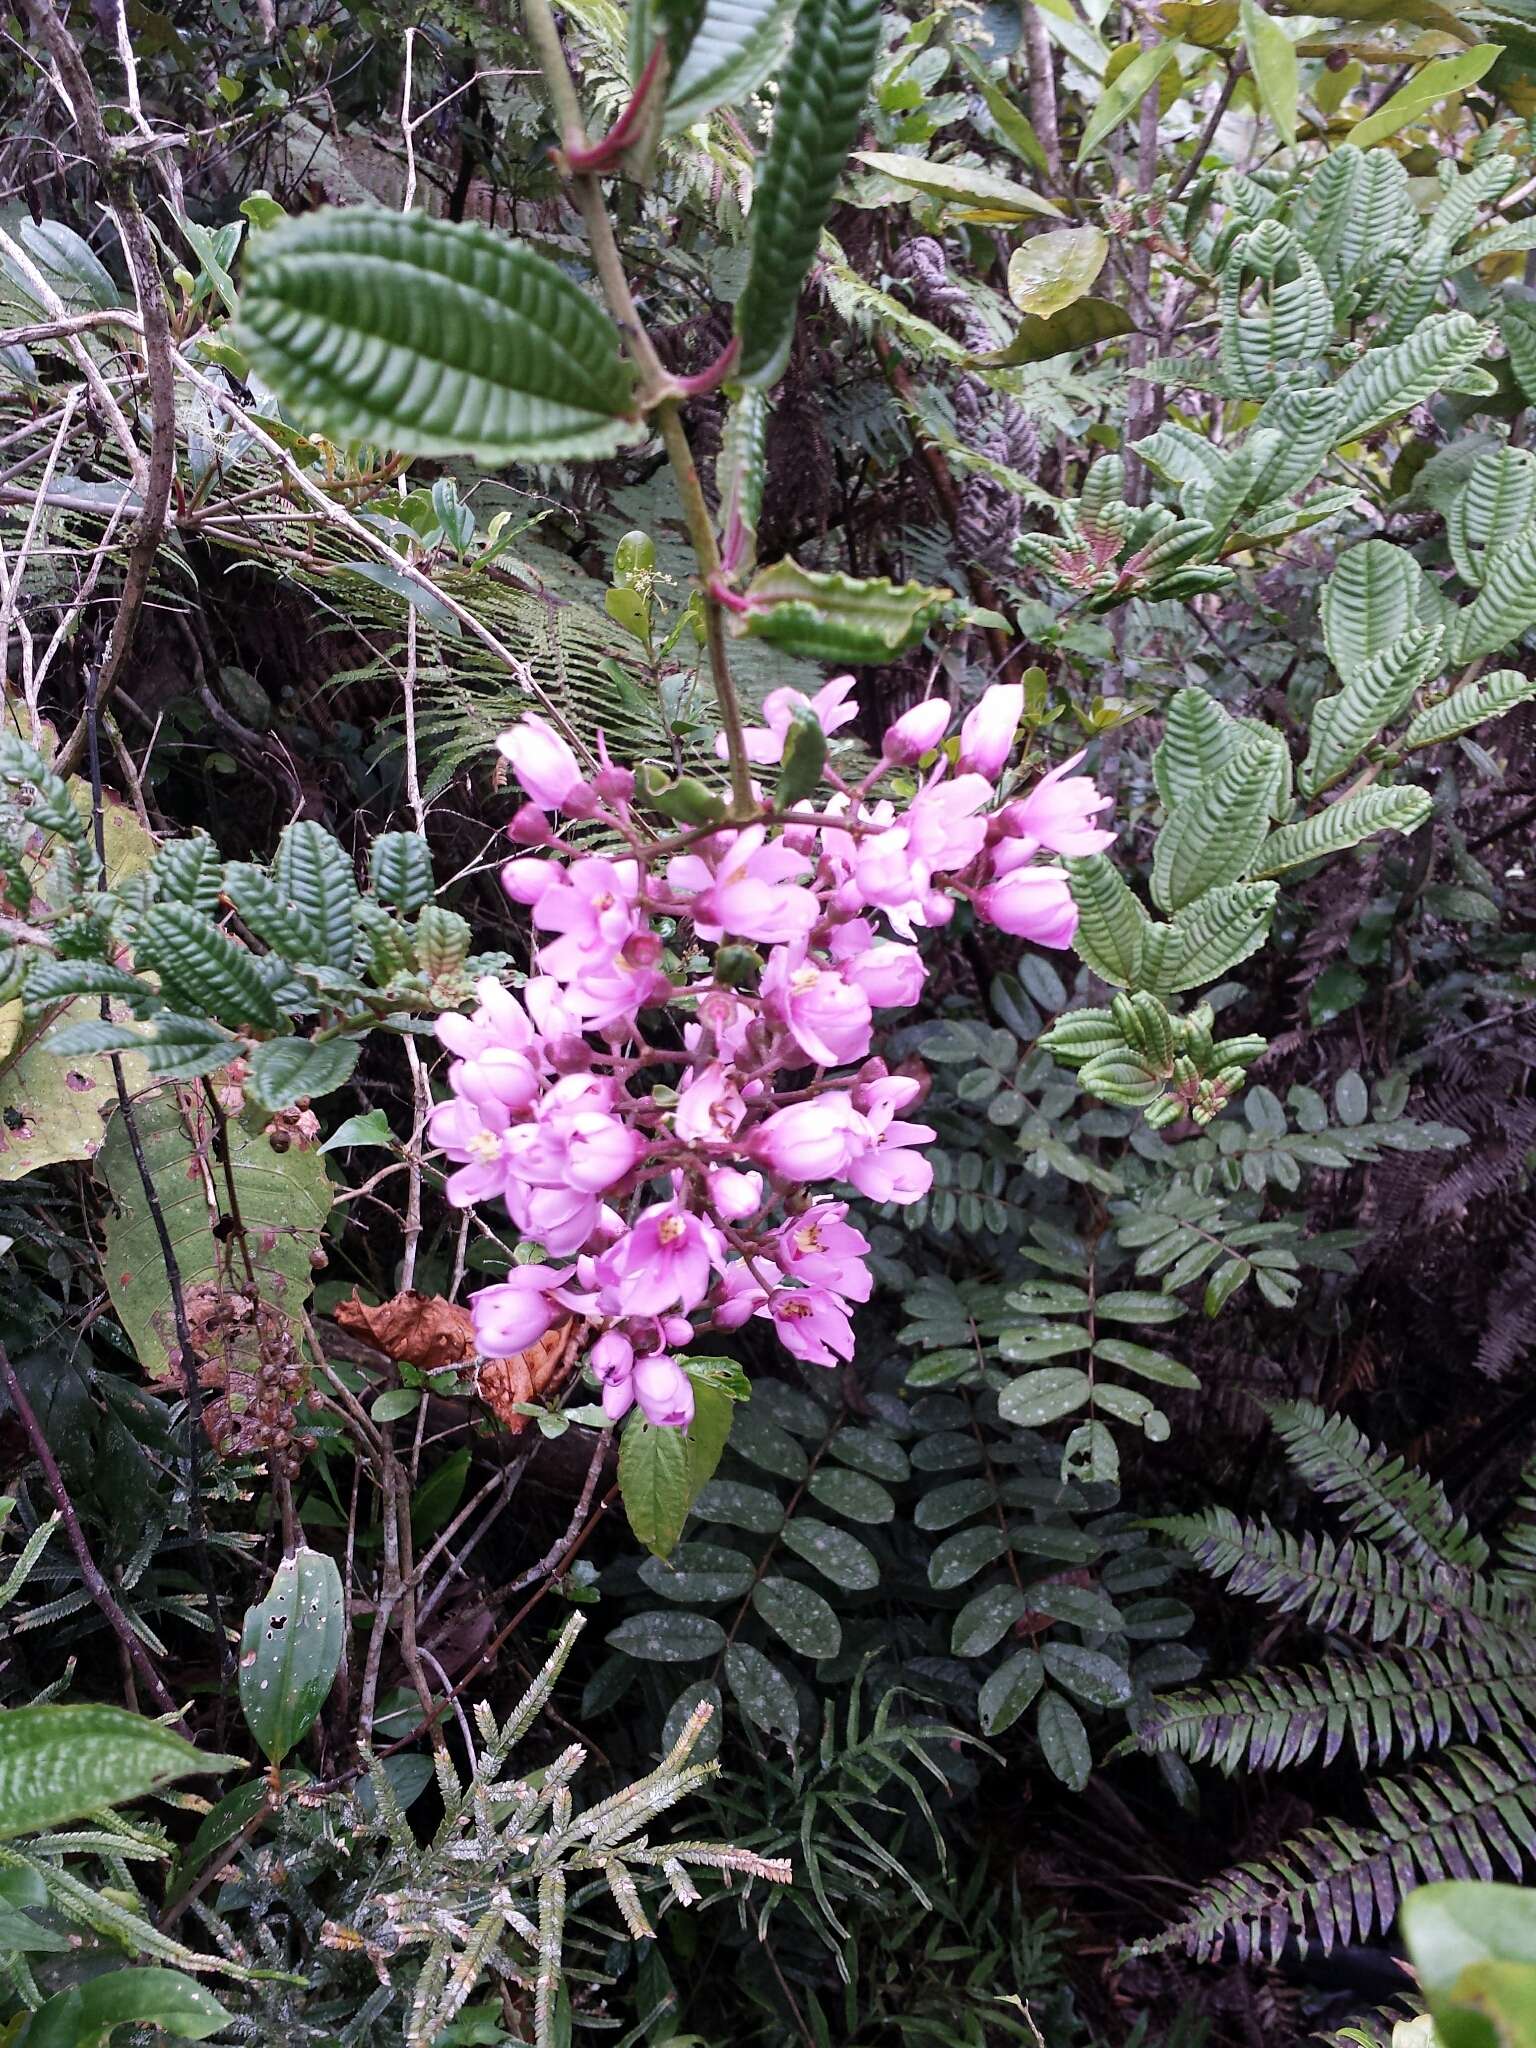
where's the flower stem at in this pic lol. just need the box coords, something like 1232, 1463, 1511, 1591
520, 0, 757, 819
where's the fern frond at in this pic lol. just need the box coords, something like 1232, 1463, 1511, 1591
1138, 1735, 1536, 1964
1136, 1634, 1536, 1776
1497, 1463, 1536, 1586
1149, 1508, 1496, 1648
1265, 1400, 1488, 1569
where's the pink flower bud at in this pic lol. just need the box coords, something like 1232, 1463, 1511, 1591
708, 1166, 764, 1221
503, 856, 559, 904
508, 805, 556, 846
958, 682, 1024, 779
470, 1267, 568, 1356
590, 1330, 634, 1385
633, 1355, 695, 1428
883, 698, 952, 763
976, 865, 1078, 947
497, 714, 586, 811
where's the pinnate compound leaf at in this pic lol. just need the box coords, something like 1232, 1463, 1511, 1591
238, 209, 638, 462
782, 1517, 879, 1590
606, 1610, 727, 1661
1252, 787, 1432, 876
239, 1547, 344, 1765
952, 1583, 1027, 1657
734, 0, 884, 388
854, 151, 1062, 220
723, 1641, 800, 1748
0, 1705, 236, 1840
734, 560, 950, 662
998, 1366, 1092, 1427
1401, 668, 1536, 751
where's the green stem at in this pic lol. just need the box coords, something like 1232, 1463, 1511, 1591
519, 0, 756, 819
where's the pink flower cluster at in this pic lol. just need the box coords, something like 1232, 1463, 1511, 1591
431, 679, 1113, 1429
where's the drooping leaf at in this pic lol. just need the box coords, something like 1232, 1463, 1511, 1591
239, 1547, 345, 1766
1076, 44, 1180, 161
1239, 0, 1297, 148
853, 151, 1063, 220
0, 1705, 236, 1840
972, 296, 1135, 366
733, 0, 884, 387
733, 559, 950, 661
1344, 44, 1499, 149
238, 209, 639, 462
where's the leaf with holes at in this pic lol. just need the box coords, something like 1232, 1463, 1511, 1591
239, 1548, 344, 1765
238, 210, 639, 462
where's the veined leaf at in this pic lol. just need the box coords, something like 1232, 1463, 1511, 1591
1137, 883, 1278, 995
734, 0, 884, 388
1400, 668, 1536, 751
136, 902, 280, 1031
1344, 44, 1498, 150
1252, 787, 1433, 876
1066, 854, 1148, 989
666, 0, 796, 130
1239, 0, 1297, 148
238, 209, 639, 462
1334, 313, 1490, 440
248, 1036, 361, 1111
239, 1548, 345, 1765
369, 830, 435, 914
1007, 227, 1108, 315
1300, 624, 1445, 796
21, 1969, 233, 2048
1445, 445, 1536, 591
1076, 44, 1179, 161
1450, 528, 1536, 662
972, 296, 1134, 366
733, 559, 950, 661
1153, 689, 1243, 809
1151, 735, 1286, 913
271, 820, 359, 973
0, 1705, 235, 1840
853, 151, 1063, 221
1321, 541, 1424, 681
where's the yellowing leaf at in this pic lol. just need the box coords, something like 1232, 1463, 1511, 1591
1344, 43, 1499, 148
1158, 0, 1239, 47
853, 151, 1063, 219
973, 296, 1136, 365
1008, 227, 1110, 316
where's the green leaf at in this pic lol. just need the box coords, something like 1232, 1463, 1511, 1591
638, 1542, 755, 1603
0, 1705, 236, 1839
775, 705, 828, 805
693, 1478, 786, 1531
998, 1366, 1092, 1427
1065, 854, 1148, 989
952, 1583, 1027, 1657
1252, 787, 1433, 876
1451, 528, 1536, 663
752, 1573, 842, 1657
1300, 626, 1445, 796
1007, 227, 1109, 315
734, 0, 884, 387
21, 1970, 234, 2048
805, 1465, 895, 1523
606, 1610, 727, 1662
1091, 1337, 1200, 1388
1334, 313, 1491, 441
929, 1524, 1006, 1588
723, 1641, 800, 1749
950, 44, 1048, 173
972, 297, 1134, 367
238, 209, 639, 462
1239, 0, 1297, 148
734, 559, 950, 661
1345, 44, 1498, 149
1153, 690, 1243, 810
1402, 1881, 1536, 2048
621, 1393, 733, 1558
239, 1547, 345, 1766
853, 151, 1062, 220
1137, 882, 1277, 995
136, 902, 280, 1031
320, 1108, 395, 1153
1401, 667, 1536, 752
1036, 1689, 1092, 1788
781, 1517, 879, 1591
666, 0, 796, 130
369, 831, 435, 914
1041, 1642, 1133, 1707
977, 1649, 1045, 1732
1151, 734, 1286, 913
221, 863, 326, 962
1075, 44, 1179, 161
22, 960, 155, 1013
149, 834, 223, 914
97, 1087, 332, 1379
1321, 541, 1424, 681
270, 821, 360, 973
248, 1036, 360, 1112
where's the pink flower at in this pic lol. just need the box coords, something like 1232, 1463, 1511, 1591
452, 1047, 541, 1116
1000, 751, 1114, 857
714, 1259, 770, 1327
673, 827, 819, 946
883, 698, 952, 763
976, 866, 1078, 947
471, 1266, 571, 1355
754, 1094, 867, 1182
533, 858, 642, 972
762, 946, 873, 1068
717, 674, 859, 766
633, 1354, 695, 1427
778, 1203, 872, 1302
502, 856, 562, 906
675, 1063, 747, 1145
828, 920, 927, 1008
595, 1203, 724, 1316
766, 1285, 857, 1366
497, 714, 590, 812
590, 1330, 634, 1384
845, 1079, 935, 1205
507, 1183, 604, 1256
958, 683, 1024, 779
708, 1166, 764, 1221
436, 978, 538, 1063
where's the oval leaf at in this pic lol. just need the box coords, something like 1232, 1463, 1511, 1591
239, 1547, 345, 1766
0, 1706, 236, 1841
